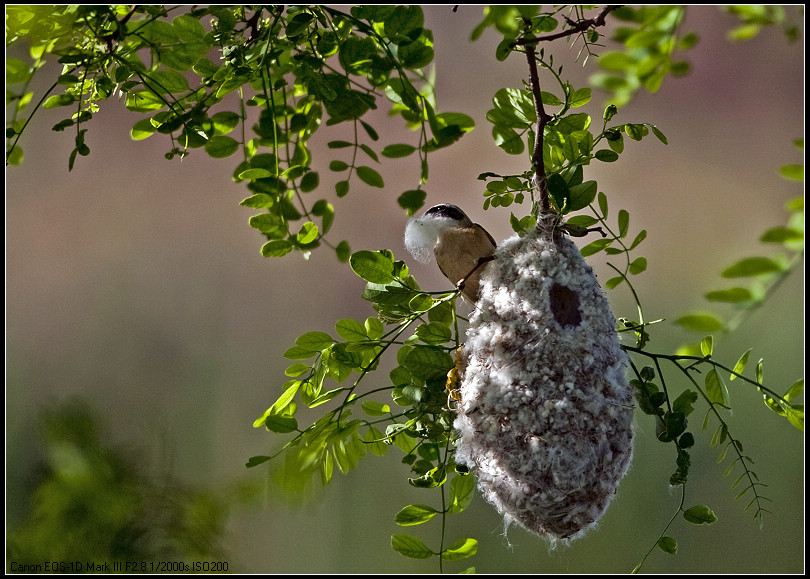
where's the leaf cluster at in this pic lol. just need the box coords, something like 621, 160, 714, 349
722, 5, 803, 42
249, 247, 478, 568
589, 6, 695, 106
7, 400, 229, 564
627, 329, 803, 572
6, 5, 475, 258
251, 250, 458, 484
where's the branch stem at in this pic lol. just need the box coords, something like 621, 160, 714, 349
524, 37, 552, 215
513, 5, 622, 47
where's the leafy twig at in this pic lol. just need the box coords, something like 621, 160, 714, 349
511, 5, 622, 47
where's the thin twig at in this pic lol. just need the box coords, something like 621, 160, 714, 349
512, 5, 622, 47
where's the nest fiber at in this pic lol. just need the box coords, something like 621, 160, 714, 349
454, 229, 634, 540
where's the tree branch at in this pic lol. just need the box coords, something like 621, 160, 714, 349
521, 6, 621, 234
524, 39, 553, 215
512, 5, 622, 47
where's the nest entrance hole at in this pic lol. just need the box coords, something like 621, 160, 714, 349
549, 283, 582, 327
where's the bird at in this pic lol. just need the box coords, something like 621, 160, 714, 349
404, 204, 497, 301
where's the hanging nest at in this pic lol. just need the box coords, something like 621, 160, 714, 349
453, 223, 634, 541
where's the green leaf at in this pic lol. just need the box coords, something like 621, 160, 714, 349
43, 93, 75, 108
300, 171, 320, 193
784, 379, 804, 402
7, 146, 23, 165
382, 144, 416, 158
391, 534, 434, 559
364, 426, 388, 456
404, 346, 454, 381
335, 240, 351, 262
567, 180, 598, 211
357, 166, 384, 188
336, 318, 368, 342
448, 474, 475, 514
255, 382, 300, 425
629, 256, 647, 274
131, 119, 157, 140
541, 91, 563, 106
245, 455, 271, 468
296, 331, 335, 352
629, 229, 647, 249
606, 131, 625, 154
580, 238, 613, 257
595, 149, 619, 162
285, 363, 310, 377
675, 313, 724, 332
721, 257, 783, 278
657, 411, 687, 442
211, 111, 240, 135
683, 505, 718, 525
395, 504, 438, 526
705, 369, 730, 407
700, 336, 713, 357
492, 126, 524, 155
705, 287, 753, 302
398, 189, 427, 216
383, 5, 425, 45
598, 191, 609, 219
618, 209, 630, 238
283, 345, 315, 360
786, 405, 803, 431
657, 536, 678, 555
309, 387, 343, 408
335, 180, 350, 197
361, 400, 391, 417
350, 250, 396, 283
262, 414, 298, 433
328, 140, 353, 149
286, 12, 315, 38
399, 34, 434, 69
491, 87, 535, 126
365, 317, 384, 340
442, 538, 478, 561
329, 159, 349, 172
6, 57, 29, 84
554, 112, 591, 133
569, 87, 591, 107
651, 126, 668, 145
204, 135, 239, 158
173, 13, 205, 41
296, 221, 319, 244
759, 226, 804, 243
626, 28, 664, 48
778, 164, 803, 181
547, 173, 569, 212
730, 348, 752, 380
261, 239, 293, 257
415, 321, 451, 344
148, 69, 190, 93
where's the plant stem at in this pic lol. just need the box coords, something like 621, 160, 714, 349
512, 5, 622, 47
524, 37, 552, 215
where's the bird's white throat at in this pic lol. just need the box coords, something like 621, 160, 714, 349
404, 217, 446, 263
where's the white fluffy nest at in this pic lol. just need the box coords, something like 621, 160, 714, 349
454, 229, 634, 541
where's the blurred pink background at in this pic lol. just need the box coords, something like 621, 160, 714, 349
6, 6, 804, 573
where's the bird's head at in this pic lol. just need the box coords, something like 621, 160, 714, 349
404, 204, 474, 263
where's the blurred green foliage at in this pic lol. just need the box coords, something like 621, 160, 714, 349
7, 399, 229, 569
